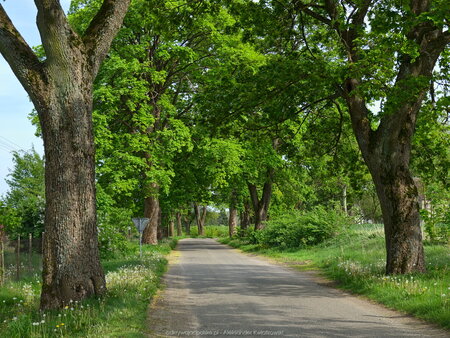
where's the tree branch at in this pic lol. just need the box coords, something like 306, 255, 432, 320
34, 0, 77, 64
293, 2, 331, 25
83, 0, 131, 76
0, 5, 48, 108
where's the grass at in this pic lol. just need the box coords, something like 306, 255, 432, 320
0, 239, 176, 337
220, 223, 450, 330
183, 225, 228, 238
1, 247, 43, 284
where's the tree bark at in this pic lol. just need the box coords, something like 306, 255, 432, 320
142, 183, 160, 245
194, 204, 206, 236
0, 0, 131, 309
169, 218, 175, 237
248, 169, 274, 230
176, 211, 183, 236
39, 94, 107, 309
228, 192, 238, 238
240, 199, 251, 232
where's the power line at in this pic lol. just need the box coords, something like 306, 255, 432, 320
0, 135, 21, 150
0, 144, 13, 153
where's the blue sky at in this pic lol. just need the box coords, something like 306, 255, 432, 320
0, 1, 71, 195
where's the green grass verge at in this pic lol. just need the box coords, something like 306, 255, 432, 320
219, 223, 450, 330
181, 225, 229, 238
0, 239, 177, 337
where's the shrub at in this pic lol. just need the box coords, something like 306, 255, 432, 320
255, 207, 348, 249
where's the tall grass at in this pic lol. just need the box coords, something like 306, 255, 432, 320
0, 239, 176, 337
188, 225, 228, 238
221, 224, 450, 329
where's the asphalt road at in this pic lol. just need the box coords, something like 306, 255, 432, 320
147, 238, 448, 338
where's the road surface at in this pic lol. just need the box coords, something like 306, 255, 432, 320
147, 238, 448, 337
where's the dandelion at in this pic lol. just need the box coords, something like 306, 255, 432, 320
442, 294, 446, 297
64, 305, 69, 309
12, 317, 17, 321
40, 320, 45, 324
32, 322, 39, 326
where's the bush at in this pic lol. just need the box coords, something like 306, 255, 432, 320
255, 207, 348, 249
97, 206, 134, 259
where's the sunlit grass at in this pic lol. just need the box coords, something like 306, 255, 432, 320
0, 239, 176, 337
181, 225, 228, 238
221, 224, 450, 330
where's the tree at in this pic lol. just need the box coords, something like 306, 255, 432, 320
298, 0, 450, 273
0, 0, 130, 309
77, 0, 239, 244
0, 149, 45, 238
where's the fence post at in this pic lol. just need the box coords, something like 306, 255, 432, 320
0, 238, 4, 285
29, 233, 33, 271
16, 235, 21, 281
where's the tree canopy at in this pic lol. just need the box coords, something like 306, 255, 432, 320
0, 0, 448, 295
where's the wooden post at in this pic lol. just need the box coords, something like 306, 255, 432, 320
29, 233, 33, 271
0, 238, 4, 285
16, 235, 21, 281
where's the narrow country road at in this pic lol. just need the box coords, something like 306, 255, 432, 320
147, 238, 448, 338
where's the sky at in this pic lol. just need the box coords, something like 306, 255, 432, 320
0, 0, 71, 195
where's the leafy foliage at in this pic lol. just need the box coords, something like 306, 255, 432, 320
0, 149, 45, 238
253, 207, 349, 249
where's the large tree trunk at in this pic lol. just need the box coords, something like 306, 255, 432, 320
345, 84, 428, 274
40, 95, 106, 309
371, 161, 425, 273
176, 211, 182, 236
0, 1, 130, 309
248, 169, 274, 231
142, 184, 160, 245
344, 86, 428, 276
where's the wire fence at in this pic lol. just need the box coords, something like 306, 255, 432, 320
0, 233, 43, 285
